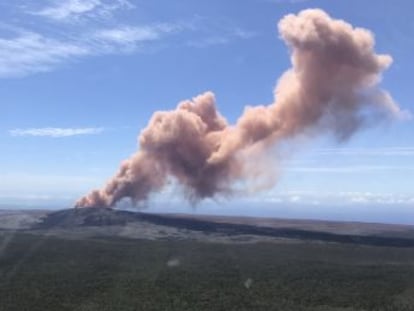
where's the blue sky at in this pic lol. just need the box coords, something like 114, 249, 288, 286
1, 0, 414, 223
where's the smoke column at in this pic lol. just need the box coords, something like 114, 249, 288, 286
76, 9, 404, 208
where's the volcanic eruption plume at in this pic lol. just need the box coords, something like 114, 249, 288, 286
76, 9, 404, 208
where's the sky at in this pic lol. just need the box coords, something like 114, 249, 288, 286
1, 0, 414, 223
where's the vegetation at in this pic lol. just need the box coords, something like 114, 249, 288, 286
1, 232, 414, 311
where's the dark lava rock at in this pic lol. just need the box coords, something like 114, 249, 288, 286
35, 207, 139, 228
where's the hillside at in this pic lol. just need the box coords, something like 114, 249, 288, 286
12, 207, 413, 247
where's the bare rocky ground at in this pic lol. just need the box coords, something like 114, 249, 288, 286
1, 207, 414, 246
169, 213, 414, 239
0, 209, 302, 243
0, 209, 48, 230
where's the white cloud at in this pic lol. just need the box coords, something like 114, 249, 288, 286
311, 147, 414, 157
0, 32, 89, 77
288, 195, 301, 202
233, 28, 257, 39
187, 36, 230, 48
9, 127, 104, 138
0, 4, 254, 77
0, 194, 57, 201
260, 190, 414, 206
93, 24, 179, 47
0, 23, 179, 77
96, 26, 160, 43
34, 0, 101, 20
266, 0, 310, 3
287, 165, 414, 173
32, 0, 134, 22
187, 28, 257, 48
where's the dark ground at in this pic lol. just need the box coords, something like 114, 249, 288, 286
1, 232, 414, 311
33, 208, 414, 247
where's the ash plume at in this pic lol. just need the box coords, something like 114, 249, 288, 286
76, 9, 404, 208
